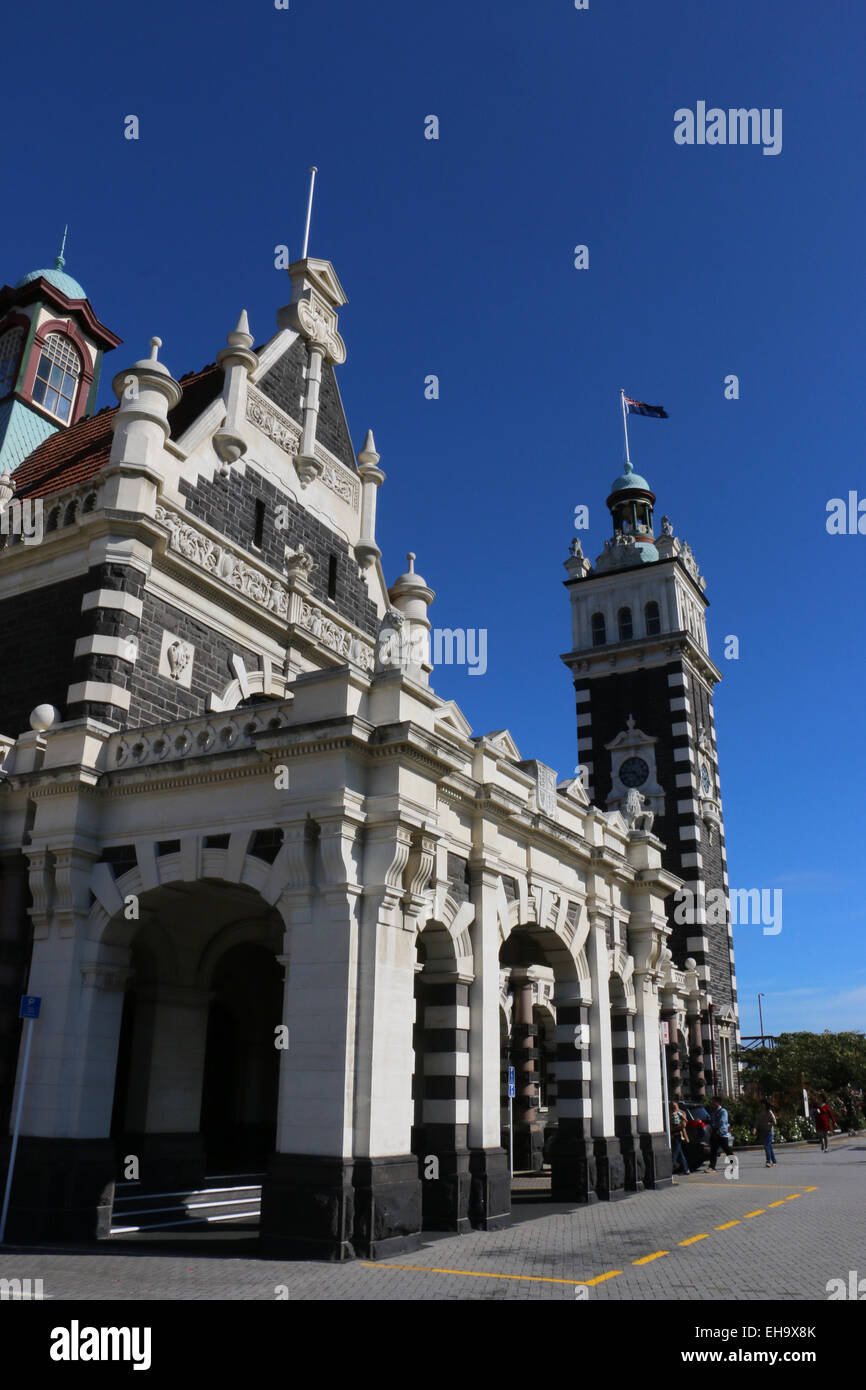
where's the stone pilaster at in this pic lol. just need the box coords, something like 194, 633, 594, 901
467, 861, 510, 1230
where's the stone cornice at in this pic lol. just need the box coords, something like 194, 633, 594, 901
562, 629, 722, 687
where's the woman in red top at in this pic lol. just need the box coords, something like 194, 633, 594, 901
813, 1093, 836, 1152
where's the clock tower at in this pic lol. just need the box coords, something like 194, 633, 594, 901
562, 458, 740, 1098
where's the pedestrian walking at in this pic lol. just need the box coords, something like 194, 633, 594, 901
813, 1093, 836, 1153
670, 1101, 690, 1175
754, 1100, 777, 1167
708, 1098, 733, 1171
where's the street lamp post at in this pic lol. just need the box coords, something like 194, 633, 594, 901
757, 993, 766, 1045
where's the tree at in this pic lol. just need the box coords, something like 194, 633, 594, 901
739, 1031, 866, 1101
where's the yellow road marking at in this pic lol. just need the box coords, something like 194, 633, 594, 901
362, 1182, 817, 1288
360, 1262, 611, 1287
685, 1181, 806, 1190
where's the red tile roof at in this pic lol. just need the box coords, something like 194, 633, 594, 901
12, 365, 223, 499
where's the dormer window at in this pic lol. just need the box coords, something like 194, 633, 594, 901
0, 326, 24, 398
31, 332, 81, 423
591, 612, 606, 646
645, 600, 661, 636
618, 606, 633, 641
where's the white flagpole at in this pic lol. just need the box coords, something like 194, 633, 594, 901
620, 389, 631, 466
300, 166, 318, 260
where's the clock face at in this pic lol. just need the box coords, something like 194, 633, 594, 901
700, 763, 711, 794
619, 756, 649, 788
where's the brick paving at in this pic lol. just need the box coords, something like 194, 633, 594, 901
1, 1137, 863, 1301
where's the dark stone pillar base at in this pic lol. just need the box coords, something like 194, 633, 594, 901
640, 1131, 673, 1189
417, 1149, 471, 1233
514, 1125, 544, 1172
260, 1153, 355, 1260
0, 1137, 115, 1243
593, 1137, 627, 1201
115, 1131, 206, 1194
468, 1146, 511, 1230
619, 1133, 645, 1192
352, 1154, 422, 1259
548, 1131, 599, 1203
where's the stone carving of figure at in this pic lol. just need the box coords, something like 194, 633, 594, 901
661, 515, 673, 536
624, 787, 654, 834
167, 640, 192, 681
569, 537, 584, 559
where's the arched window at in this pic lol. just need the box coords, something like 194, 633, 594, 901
591, 612, 606, 646
645, 600, 661, 636
0, 326, 24, 397
618, 606, 633, 642
31, 332, 81, 422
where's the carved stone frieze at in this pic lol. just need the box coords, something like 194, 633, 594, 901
245, 388, 359, 507
154, 503, 291, 619
295, 597, 375, 672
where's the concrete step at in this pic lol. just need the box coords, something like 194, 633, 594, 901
110, 1174, 264, 1234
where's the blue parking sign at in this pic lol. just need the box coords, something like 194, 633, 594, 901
507, 1065, 515, 1098
19, 996, 41, 1019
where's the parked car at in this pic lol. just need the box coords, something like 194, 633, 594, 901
681, 1103, 711, 1169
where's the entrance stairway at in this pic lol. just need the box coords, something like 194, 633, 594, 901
110, 1174, 264, 1235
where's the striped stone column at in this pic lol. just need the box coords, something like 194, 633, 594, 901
611, 1007, 642, 1191
548, 993, 597, 1201
663, 1011, 683, 1101
510, 972, 543, 1172
414, 973, 471, 1231
688, 1010, 706, 1099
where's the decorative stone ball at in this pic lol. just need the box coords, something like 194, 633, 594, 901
30, 704, 60, 732
684, 957, 697, 971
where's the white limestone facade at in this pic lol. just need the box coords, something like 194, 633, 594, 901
0, 253, 705, 1257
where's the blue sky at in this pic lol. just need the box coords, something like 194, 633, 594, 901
4, 0, 864, 1036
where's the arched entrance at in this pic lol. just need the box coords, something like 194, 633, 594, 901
108, 877, 284, 1198
411, 918, 472, 1232
499, 923, 596, 1202
200, 941, 283, 1170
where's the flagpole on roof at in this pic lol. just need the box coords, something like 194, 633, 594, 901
300, 166, 318, 260
620, 389, 631, 466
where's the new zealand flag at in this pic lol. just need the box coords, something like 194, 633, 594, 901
624, 395, 668, 419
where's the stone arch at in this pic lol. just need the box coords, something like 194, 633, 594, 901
608, 944, 636, 1013
104, 873, 286, 1190
196, 915, 284, 991
411, 900, 475, 1233
417, 893, 474, 978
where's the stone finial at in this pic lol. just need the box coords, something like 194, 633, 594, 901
214, 311, 258, 476
358, 429, 380, 466
149, 336, 162, 362
0, 471, 14, 505
226, 309, 254, 352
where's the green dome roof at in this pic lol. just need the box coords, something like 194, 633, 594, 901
16, 266, 87, 300
609, 463, 652, 493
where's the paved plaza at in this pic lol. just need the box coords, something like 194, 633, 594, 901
1, 1137, 863, 1301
